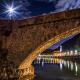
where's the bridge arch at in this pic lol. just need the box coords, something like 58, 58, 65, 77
18, 27, 80, 69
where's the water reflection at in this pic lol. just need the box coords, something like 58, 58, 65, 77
33, 57, 80, 80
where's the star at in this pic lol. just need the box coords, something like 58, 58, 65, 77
4, 2, 21, 20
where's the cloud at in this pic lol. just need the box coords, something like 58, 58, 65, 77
36, 0, 80, 12
54, 0, 80, 12
35, 0, 55, 3
15, 0, 31, 19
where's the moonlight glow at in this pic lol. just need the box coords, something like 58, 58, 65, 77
4, 2, 21, 19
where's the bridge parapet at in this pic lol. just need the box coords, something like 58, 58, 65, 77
16, 9, 80, 27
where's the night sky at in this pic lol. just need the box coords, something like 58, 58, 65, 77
0, 0, 80, 19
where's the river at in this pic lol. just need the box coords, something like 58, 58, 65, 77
32, 57, 80, 80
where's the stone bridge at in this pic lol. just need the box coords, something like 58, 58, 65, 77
0, 9, 80, 78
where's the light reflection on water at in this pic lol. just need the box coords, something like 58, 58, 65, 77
33, 57, 80, 80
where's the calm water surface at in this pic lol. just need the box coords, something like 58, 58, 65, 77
32, 58, 80, 80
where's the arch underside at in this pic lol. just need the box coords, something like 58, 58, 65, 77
19, 27, 80, 69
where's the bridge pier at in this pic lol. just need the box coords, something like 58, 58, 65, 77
18, 65, 34, 80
